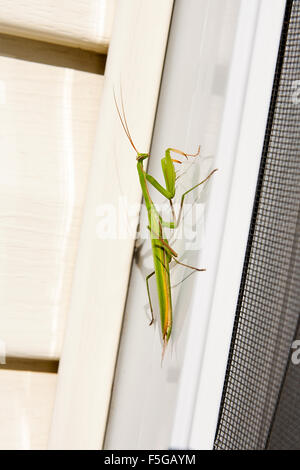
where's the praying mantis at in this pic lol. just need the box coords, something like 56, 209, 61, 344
114, 92, 217, 358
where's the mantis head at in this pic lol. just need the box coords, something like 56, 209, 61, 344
136, 153, 149, 162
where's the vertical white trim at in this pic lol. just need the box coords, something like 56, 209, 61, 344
48, 0, 174, 450
171, 0, 286, 450
104, 0, 241, 450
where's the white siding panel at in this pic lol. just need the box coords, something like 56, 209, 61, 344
0, 369, 56, 450
0, 0, 116, 53
0, 56, 103, 358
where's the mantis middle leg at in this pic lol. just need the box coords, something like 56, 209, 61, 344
146, 271, 155, 325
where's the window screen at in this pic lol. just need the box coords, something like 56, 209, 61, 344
214, 0, 300, 450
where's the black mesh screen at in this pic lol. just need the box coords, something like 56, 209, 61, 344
214, 0, 300, 450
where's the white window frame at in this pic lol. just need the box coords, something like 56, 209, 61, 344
49, 0, 286, 450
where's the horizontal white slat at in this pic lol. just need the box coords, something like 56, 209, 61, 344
0, 369, 56, 450
0, 56, 103, 359
0, 0, 116, 53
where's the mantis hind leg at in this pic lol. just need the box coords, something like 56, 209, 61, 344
172, 257, 206, 272
149, 225, 205, 273
146, 271, 155, 325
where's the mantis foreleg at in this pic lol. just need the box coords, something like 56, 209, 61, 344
144, 147, 199, 200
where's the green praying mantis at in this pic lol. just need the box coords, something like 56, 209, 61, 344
114, 92, 217, 358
